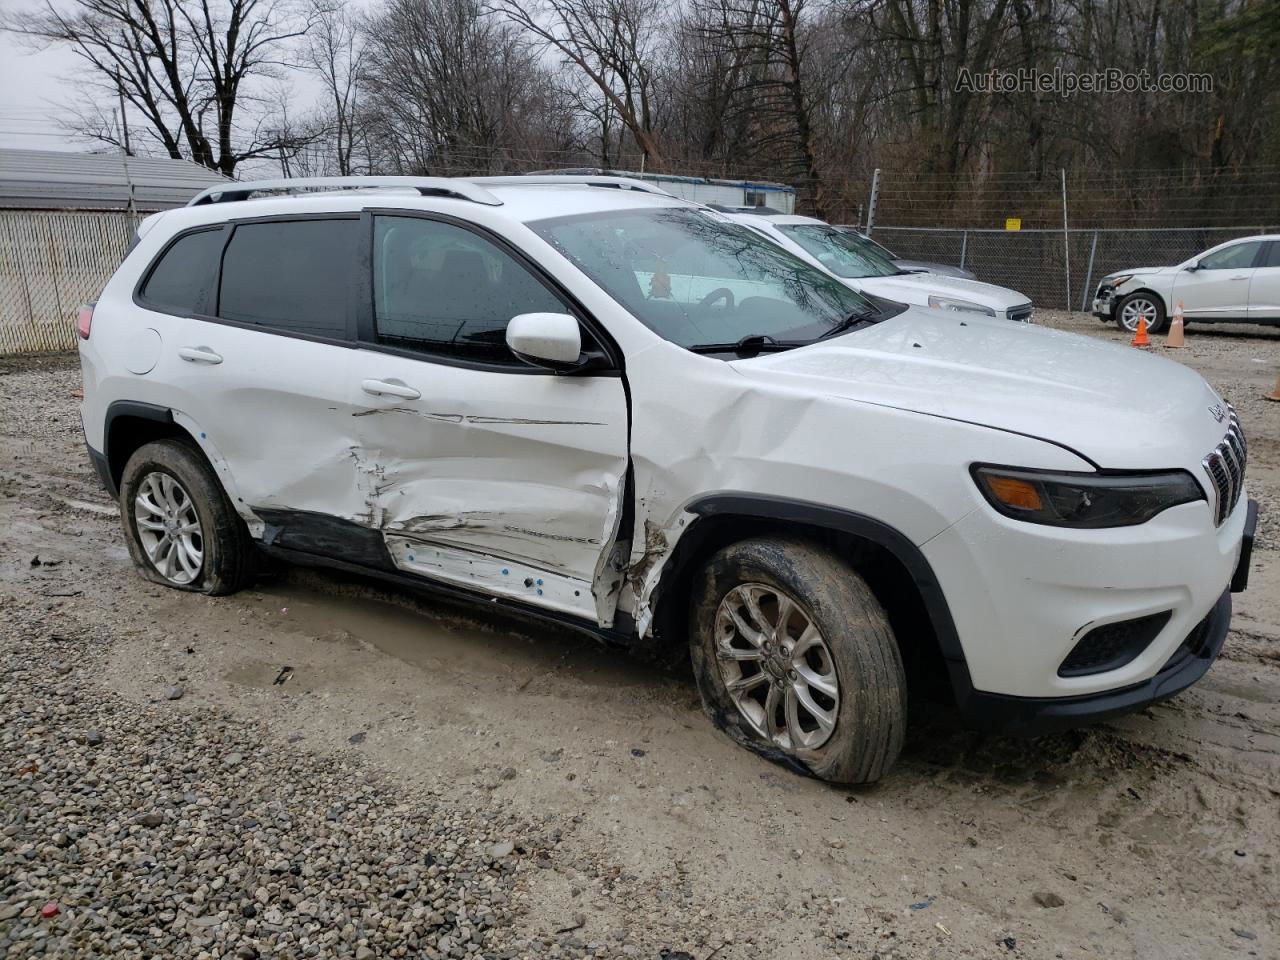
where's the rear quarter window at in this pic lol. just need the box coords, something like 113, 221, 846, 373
138, 228, 225, 316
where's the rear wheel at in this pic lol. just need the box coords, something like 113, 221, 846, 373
119, 440, 256, 595
689, 537, 907, 784
1115, 292, 1167, 334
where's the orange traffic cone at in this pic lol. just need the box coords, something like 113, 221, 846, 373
1166, 301, 1185, 347
1266, 373, 1280, 402
1130, 313, 1151, 347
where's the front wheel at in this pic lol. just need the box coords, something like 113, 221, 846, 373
689, 537, 907, 784
1115, 292, 1167, 334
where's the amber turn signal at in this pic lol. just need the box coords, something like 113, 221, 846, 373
983, 474, 1043, 510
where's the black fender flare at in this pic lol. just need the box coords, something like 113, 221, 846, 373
674, 492, 975, 695
97, 400, 177, 496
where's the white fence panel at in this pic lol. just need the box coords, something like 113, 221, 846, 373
0, 210, 136, 354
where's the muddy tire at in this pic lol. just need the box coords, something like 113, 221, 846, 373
689, 537, 907, 784
119, 439, 256, 596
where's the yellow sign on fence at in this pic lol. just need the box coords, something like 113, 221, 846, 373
1005, 218, 1022, 231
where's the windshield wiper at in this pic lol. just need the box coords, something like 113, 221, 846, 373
687, 334, 804, 355
813, 307, 882, 341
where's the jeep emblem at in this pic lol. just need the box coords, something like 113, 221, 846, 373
1208, 403, 1226, 423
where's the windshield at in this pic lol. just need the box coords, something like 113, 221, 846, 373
843, 231, 897, 261
530, 207, 880, 351
778, 224, 902, 279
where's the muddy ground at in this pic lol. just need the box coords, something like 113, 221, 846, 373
2, 312, 1278, 960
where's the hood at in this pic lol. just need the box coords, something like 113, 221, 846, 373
1103, 266, 1175, 281
894, 259, 976, 280
730, 308, 1231, 471
857, 271, 1029, 311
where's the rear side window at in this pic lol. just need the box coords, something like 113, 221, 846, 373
1265, 241, 1280, 268
139, 228, 224, 315
219, 219, 358, 338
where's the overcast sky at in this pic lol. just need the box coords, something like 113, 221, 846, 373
0, 12, 329, 158
0, 31, 89, 151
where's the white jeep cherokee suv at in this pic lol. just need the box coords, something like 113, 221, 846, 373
79, 176, 1256, 784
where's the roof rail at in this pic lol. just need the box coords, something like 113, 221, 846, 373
466, 174, 675, 198
187, 176, 503, 207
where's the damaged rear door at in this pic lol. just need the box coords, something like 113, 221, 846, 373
349, 212, 630, 624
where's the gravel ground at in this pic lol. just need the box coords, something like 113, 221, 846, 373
2, 317, 1279, 959
1, 597, 572, 960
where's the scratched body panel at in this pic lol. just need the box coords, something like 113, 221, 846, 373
158, 318, 369, 522
346, 350, 630, 623
615, 343, 1092, 634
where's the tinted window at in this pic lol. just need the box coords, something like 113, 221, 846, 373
1199, 241, 1263, 271
219, 219, 358, 337
140, 228, 224, 315
372, 216, 565, 364
1264, 242, 1280, 268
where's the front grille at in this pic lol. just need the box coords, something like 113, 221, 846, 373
1203, 406, 1247, 526
1007, 303, 1033, 323
1059, 611, 1172, 677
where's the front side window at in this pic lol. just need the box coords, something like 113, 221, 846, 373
218, 219, 358, 338
778, 224, 901, 279
531, 207, 883, 350
139, 228, 224, 315
1198, 241, 1263, 271
372, 216, 566, 364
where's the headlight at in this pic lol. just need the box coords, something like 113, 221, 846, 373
928, 295, 996, 316
971, 465, 1204, 528
1108, 275, 1134, 288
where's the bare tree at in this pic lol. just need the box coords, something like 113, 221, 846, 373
299, 0, 366, 175
362, 0, 575, 175
487, 0, 668, 168
3, 0, 313, 176
685, 0, 830, 213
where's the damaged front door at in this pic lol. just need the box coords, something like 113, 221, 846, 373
349, 214, 630, 624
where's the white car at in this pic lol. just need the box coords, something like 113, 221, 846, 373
724, 211, 1033, 321
78, 175, 1254, 784
1093, 234, 1280, 333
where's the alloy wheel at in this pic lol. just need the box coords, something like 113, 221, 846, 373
1120, 297, 1158, 332
713, 583, 840, 749
133, 471, 204, 585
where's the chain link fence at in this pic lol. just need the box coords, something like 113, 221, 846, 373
1, 202, 1275, 355
0, 210, 137, 354
868, 226, 1280, 312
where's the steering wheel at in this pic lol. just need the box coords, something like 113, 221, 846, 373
700, 287, 735, 309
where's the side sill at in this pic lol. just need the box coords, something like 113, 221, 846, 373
257, 542, 635, 651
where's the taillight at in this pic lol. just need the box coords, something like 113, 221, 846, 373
77, 303, 94, 340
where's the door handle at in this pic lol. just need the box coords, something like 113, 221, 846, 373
1231, 274, 1249, 280
361, 378, 421, 400
178, 346, 223, 364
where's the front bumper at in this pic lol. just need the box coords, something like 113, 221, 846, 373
923, 490, 1253, 705
1092, 290, 1115, 318
956, 588, 1231, 736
